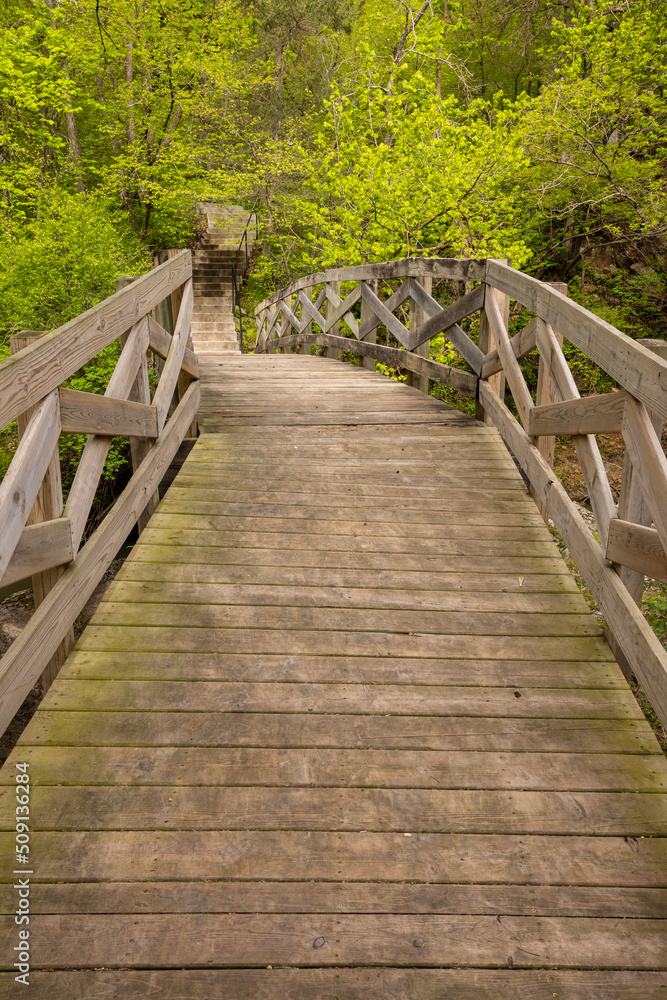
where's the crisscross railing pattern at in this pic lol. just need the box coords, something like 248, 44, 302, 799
255, 258, 667, 724
0, 251, 199, 733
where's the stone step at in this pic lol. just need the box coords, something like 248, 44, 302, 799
192, 322, 236, 330
193, 263, 236, 271
193, 328, 237, 335
194, 293, 233, 300
193, 280, 233, 286
193, 271, 228, 277
194, 280, 233, 287
192, 341, 239, 351
193, 266, 234, 273
195, 248, 240, 256
193, 260, 236, 267
191, 317, 236, 326
192, 325, 236, 333
193, 312, 233, 319
192, 254, 237, 271
194, 340, 238, 349
191, 322, 237, 332
199, 242, 246, 252
194, 251, 240, 259
193, 350, 240, 357
197, 244, 253, 254
193, 334, 240, 341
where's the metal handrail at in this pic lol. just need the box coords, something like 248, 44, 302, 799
231, 202, 259, 352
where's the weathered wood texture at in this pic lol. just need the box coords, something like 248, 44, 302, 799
0, 352, 664, 998
0, 254, 197, 722
253, 261, 666, 710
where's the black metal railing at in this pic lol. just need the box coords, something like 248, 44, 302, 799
231, 204, 259, 352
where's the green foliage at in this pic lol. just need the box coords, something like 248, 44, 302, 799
517, 0, 667, 277
643, 583, 667, 652
375, 362, 406, 382
0, 0, 664, 307
283, 90, 531, 271
0, 191, 144, 523
0, 189, 148, 339
570, 265, 667, 340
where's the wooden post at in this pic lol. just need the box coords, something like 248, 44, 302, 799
607, 339, 665, 679
164, 250, 198, 438
407, 276, 432, 392
9, 332, 72, 692
532, 281, 568, 523
151, 254, 170, 383
115, 278, 160, 532
167, 248, 185, 348
476, 262, 508, 423
279, 295, 292, 354
299, 288, 313, 354
361, 279, 377, 371
325, 281, 340, 360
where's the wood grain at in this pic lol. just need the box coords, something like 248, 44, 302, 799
0, 517, 73, 588
0, 390, 61, 576
606, 518, 667, 584
1, 350, 664, 989
58, 387, 158, 437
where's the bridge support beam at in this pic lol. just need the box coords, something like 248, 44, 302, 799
407, 276, 431, 392
9, 332, 73, 693
325, 281, 340, 360
360, 279, 378, 371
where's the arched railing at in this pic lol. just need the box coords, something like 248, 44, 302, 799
254, 257, 667, 724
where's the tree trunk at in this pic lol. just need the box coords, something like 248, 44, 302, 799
435, 0, 448, 98
65, 101, 84, 192
125, 41, 135, 146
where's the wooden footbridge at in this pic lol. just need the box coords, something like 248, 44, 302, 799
0, 251, 667, 997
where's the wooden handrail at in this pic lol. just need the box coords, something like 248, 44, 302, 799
254, 257, 667, 726
0, 250, 191, 431
0, 252, 198, 721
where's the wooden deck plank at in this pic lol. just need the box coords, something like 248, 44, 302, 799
164, 476, 532, 498
38, 679, 645, 718
136, 527, 562, 556
1, 913, 666, 968
15, 712, 657, 753
91, 599, 602, 635
2, 785, 666, 835
57, 650, 626, 687
146, 512, 550, 539
71, 625, 617, 660
102, 579, 589, 613
128, 541, 567, 569
3, 747, 665, 789
1, 830, 665, 882
1, 352, 664, 990
157, 500, 545, 526
118, 560, 582, 593
1, 879, 665, 918
1, 969, 665, 1000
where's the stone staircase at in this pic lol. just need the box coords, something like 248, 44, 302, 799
190, 204, 255, 355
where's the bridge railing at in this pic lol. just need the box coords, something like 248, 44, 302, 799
0, 250, 199, 733
254, 258, 667, 725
